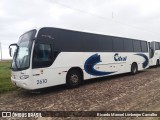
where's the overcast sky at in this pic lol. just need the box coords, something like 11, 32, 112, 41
0, 0, 160, 59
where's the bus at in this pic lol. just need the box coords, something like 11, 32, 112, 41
148, 41, 160, 66
9, 27, 149, 90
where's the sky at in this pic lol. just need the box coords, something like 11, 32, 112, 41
0, 0, 160, 59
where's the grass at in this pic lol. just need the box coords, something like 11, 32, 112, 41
0, 61, 17, 94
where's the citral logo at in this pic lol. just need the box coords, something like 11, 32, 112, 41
114, 53, 127, 61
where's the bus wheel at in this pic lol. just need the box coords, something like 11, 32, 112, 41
156, 60, 159, 66
131, 63, 138, 75
66, 70, 82, 88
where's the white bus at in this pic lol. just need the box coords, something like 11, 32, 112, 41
9, 27, 149, 90
148, 41, 160, 66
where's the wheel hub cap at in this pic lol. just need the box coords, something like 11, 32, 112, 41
71, 74, 78, 83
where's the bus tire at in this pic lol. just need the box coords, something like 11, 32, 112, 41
156, 60, 159, 66
66, 69, 82, 88
131, 63, 138, 75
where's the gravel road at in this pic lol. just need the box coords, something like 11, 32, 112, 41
0, 67, 160, 120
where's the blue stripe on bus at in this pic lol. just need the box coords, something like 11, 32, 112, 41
84, 53, 116, 76
135, 53, 149, 68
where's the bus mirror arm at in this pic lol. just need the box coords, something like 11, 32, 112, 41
9, 43, 18, 49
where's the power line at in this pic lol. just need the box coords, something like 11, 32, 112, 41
53, 1, 160, 36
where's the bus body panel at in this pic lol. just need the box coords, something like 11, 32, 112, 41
150, 50, 160, 66
149, 41, 160, 66
11, 52, 149, 90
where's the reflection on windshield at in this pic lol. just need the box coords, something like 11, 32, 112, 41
16, 41, 30, 69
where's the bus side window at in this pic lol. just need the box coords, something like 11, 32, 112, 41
141, 41, 148, 52
155, 42, 159, 50
133, 40, 141, 52
32, 43, 53, 68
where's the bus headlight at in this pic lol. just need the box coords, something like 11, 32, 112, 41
20, 75, 29, 79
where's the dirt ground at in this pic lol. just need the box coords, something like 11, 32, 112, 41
0, 67, 160, 120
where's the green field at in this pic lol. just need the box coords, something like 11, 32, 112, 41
0, 61, 17, 93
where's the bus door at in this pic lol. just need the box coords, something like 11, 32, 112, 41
32, 39, 54, 88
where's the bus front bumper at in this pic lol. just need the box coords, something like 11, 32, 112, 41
11, 77, 33, 90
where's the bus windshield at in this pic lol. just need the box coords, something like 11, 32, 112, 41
11, 30, 36, 71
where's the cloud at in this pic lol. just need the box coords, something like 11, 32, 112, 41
0, 0, 160, 59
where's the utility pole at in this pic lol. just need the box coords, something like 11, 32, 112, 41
0, 42, 2, 61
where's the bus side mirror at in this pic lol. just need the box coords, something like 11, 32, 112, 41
9, 43, 18, 57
